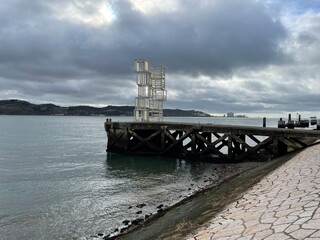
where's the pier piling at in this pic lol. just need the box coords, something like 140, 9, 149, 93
105, 121, 320, 162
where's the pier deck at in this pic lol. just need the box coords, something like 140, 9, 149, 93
105, 121, 320, 162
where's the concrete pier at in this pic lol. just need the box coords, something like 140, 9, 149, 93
186, 143, 320, 240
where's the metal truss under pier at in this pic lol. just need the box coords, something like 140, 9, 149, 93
104, 121, 320, 162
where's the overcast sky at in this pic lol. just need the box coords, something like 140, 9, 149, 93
1, 0, 320, 117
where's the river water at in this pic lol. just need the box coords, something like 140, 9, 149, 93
0, 116, 277, 239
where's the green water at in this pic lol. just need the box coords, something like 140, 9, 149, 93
0, 115, 271, 239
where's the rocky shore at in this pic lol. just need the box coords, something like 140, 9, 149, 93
87, 156, 291, 240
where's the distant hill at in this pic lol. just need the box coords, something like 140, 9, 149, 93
0, 99, 211, 117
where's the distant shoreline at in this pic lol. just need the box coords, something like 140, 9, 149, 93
0, 99, 211, 117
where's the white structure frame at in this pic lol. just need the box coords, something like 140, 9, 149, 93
134, 59, 167, 122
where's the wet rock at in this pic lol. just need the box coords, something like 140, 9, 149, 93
157, 204, 164, 209
103, 234, 110, 240
191, 183, 194, 186
114, 228, 119, 232
188, 188, 191, 190
120, 226, 128, 233
157, 208, 164, 213
145, 214, 151, 219
104, 235, 118, 240
97, 233, 103, 236
204, 180, 208, 183
136, 203, 146, 208
122, 220, 130, 225
128, 206, 132, 209
136, 210, 142, 214
132, 218, 144, 225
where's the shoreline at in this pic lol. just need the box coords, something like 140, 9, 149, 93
105, 152, 297, 239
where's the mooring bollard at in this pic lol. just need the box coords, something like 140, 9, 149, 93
287, 114, 294, 129
278, 118, 285, 128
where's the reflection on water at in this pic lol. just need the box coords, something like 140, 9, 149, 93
106, 153, 178, 174
0, 116, 265, 240
105, 152, 221, 183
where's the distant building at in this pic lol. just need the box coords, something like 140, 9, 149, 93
227, 112, 234, 117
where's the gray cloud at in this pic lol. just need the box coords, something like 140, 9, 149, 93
0, 0, 319, 116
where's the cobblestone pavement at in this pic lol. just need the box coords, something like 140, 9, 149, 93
186, 144, 320, 240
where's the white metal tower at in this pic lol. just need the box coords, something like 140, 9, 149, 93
134, 59, 167, 122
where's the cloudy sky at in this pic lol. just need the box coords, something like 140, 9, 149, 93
1, 0, 320, 117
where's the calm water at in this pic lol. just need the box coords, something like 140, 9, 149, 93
0, 116, 276, 239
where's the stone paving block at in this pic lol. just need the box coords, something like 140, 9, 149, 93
288, 209, 304, 216
275, 192, 290, 201
276, 204, 291, 212
315, 207, 320, 214
260, 217, 277, 224
300, 194, 319, 202
238, 212, 262, 222
290, 192, 309, 200
304, 206, 318, 213
312, 178, 320, 184
273, 216, 298, 225
227, 202, 241, 211
265, 206, 280, 214
263, 232, 290, 240
236, 235, 254, 240
243, 223, 271, 235
253, 229, 273, 239
304, 201, 319, 208
261, 211, 275, 219
312, 212, 320, 220
272, 223, 291, 233
281, 197, 300, 207
299, 185, 317, 192
284, 224, 300, 234
227, 234, 242, 240
290, 200, 311, 209
210, 224, 244, 238
289, 229, 316, 239
275, 208, 299, 218
228, 219, 244, 227
294, 216, 311, 225
218, 218, 234, 225
186, 145, 320, 240
207, 224, 226, 233
244, 219, 260, 228
299, 210, 315, 218
249, 206, 268, 213
310, 229, 320, 238
269, 199, 284, 208
302, 219, 320, 230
